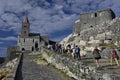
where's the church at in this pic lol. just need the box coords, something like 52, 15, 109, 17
17, 17, 49, 51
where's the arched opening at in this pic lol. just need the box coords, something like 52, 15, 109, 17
24, 38, 25, 43
22, 48, 25, 51
35, 43, 38, 48
32, 46, 34, 51
90, 25, 93, 28
35, 42, 39, 51
95, 13, 97, 17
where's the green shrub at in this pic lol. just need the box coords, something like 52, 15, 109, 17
44, 49, 53, 56
99, 42, 117, 48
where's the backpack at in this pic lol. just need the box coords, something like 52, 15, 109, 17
75, 47, 79, 53
93, 49, 101, 58
112, 49, 119, 60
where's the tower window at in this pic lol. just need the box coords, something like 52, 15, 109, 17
19, 39, 20, 43
24, 38, 25, 43
33, 39, 34, 43
24, 26, 27, 27
24, 31, 26, 34
95, 13, 97, 17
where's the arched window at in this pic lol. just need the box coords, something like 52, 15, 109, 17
32, 46, 34, 51
35, 42, 38, 48
24, 31, 26, 34
22, 48, 25, 51
24, 38, 25, 42
90, 26, 93, 28
95, 13, 97, 17
33, 39, 34, 43
24, 25, 27, 27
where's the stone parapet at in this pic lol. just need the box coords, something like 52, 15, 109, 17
6, 52, 23, 80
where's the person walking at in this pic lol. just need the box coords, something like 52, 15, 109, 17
61, 44, 65, 54
93, 46, 101, 67
111, 48, 119, 66
75, 45, 81, 60
71, 44, 76, 59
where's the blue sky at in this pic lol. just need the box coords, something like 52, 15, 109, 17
0, 0, 120, 57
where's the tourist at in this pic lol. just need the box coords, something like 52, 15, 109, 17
61, 44, 65, 54
93, 46, 101, 67
47, 44, 51, 50
75, 45, 81, 60
111, 48, 120, 66
72, 44, 76, 59
66, 44, 71, 54
57, 44, 61, 53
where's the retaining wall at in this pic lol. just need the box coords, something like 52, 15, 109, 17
7, 53, 23, 80
41, 48, 120, 80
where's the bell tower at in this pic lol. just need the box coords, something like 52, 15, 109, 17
21, 16, 30, 37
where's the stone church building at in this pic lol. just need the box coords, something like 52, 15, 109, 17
17, 17, 49, 51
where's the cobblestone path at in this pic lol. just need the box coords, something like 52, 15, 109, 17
18, 54, 64, 80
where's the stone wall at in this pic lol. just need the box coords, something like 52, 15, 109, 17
17, 37, 40, 51
73, 8, 115, 34
7, 52, 23, 80
0, 57, 5, 64
41, 35, 49, 44
6, 46, 20, 62
72, 9, 120, 45
79, 18, 120, 42
41, 48, 120, 80
72, 9, 120, 44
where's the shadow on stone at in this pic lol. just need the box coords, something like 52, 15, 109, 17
15, 54, 23, 80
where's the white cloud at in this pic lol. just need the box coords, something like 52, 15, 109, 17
0, 0, 120, 41
1, 0, 120, 56
0, 36, 17, 41
1, 13, 20, 23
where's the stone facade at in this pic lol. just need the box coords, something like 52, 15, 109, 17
73, 9, 115, 34
73, 8, 120, 45
6, 46, 19, 62
17, 17, 49, 51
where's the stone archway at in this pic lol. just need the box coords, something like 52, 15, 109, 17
35, 42, 39, 51
32, 46, 34, 51
22, 48, 25, 51
35, 43, 38, 48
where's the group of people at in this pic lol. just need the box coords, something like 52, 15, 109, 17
93, 46, 120, 67
47, 43, 81, 59
47, 43, 120, 68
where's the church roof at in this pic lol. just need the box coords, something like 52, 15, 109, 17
29, 33, 40, 37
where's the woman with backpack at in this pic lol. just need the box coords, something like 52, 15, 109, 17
93, 46, 101, 67
111, 48, 119, 66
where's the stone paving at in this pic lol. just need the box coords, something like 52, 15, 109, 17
18, 54, 64, 80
